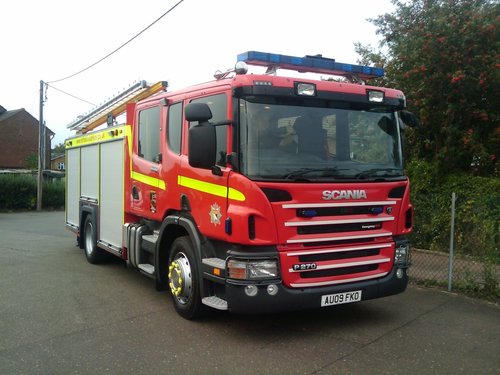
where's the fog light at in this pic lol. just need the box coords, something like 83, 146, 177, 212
396, 268, 404, 279
244, 285, 258, 297
267, 284, 278, 296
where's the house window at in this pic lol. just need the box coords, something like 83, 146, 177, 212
58, 162, 65, 170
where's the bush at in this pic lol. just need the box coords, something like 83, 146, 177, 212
0, 174, 36, 209
407, 160, 500, 260
43, 179, 65, 208
0, 174, 65, 210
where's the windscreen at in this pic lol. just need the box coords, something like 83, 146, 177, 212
238, 97, 404, 181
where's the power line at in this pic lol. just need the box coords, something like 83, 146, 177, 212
46, 83, 95, 106
47, 0, 185, 84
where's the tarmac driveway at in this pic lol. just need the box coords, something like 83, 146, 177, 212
0, 211, 498, 374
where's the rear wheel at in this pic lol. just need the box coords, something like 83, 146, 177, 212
83, 215, 106, 264
168, 236, 205, 319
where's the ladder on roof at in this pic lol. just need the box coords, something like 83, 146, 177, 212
66, 80, 168, 134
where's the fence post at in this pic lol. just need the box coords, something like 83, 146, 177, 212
448, 192, 457, 292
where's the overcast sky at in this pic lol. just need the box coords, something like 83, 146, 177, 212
0, 0, 395, 145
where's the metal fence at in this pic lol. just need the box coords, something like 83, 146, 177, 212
409, 193, 499, 302
410, 248, 499, 298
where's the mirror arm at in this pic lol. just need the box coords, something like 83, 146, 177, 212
211, 166, 223, 176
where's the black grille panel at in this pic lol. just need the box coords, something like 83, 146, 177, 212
297, 222, 382, 235
389, 185, 406, 198
301, 264, 378, 278
299, 248, 380, 262
297, 206, 384, 217
302, 237, 376, 247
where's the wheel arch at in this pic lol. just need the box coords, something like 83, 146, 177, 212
79, 204, 98, 249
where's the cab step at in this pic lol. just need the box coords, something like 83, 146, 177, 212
202, 258, 226, 268
138, 263, 155, 275
202, 296, 228, 310
141, 234, 158, 254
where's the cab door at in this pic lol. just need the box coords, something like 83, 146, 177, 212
179, 91, 231, 240
130, 104, 164, 220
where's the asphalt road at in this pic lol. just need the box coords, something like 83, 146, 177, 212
0, 211, 498, 375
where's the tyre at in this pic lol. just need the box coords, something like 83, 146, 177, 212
83, 214, 106, 264
168, 236, 205, 319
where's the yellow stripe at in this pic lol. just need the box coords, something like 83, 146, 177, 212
131, 171, 166, 190
178, 176, 245, 202
65, 126, 128, 149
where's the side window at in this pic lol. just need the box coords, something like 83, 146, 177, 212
167, 102, 182, 155
190, 94, 227, 166
138, 106, 160, 162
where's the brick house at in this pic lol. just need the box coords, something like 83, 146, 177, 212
50, 154, 65, 171
0, 105, 54, 169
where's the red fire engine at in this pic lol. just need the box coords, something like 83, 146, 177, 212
65, 51, 417, 319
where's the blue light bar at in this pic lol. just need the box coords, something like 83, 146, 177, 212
237, 51, 384, 79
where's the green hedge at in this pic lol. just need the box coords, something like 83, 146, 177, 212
407, 160, 499, 260
1, 165, 498, 261
0, 174, 65, 210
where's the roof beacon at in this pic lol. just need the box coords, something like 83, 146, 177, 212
237, 51, 384, 80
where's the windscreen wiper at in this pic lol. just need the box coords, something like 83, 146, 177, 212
355, 168, 403, 180
283, 167, 344, 180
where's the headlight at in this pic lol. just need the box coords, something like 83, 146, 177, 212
227, 259, 279, 280
395, 241, 411, 267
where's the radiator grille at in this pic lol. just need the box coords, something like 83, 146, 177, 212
280, 200, 397, 288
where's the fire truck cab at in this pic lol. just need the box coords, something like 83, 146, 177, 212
65, 51, 416, 319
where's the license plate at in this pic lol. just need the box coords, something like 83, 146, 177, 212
321, 290, 362, 307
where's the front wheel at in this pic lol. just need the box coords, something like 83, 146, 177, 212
168, 236, 205, 319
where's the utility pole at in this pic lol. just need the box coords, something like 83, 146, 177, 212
37, 80, 45, 211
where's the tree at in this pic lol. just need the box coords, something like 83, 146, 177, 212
356, 0, 499, 176
25, 153, 38, 169
52, 143, 65, 156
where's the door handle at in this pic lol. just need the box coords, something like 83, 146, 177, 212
132, 186, 139, 200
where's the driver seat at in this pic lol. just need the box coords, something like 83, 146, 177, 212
294, 116, 328, 159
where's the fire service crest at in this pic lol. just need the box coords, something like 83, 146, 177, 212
209, 203, 222, 225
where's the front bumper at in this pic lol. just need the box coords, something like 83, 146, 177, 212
224, 266, 408, 314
